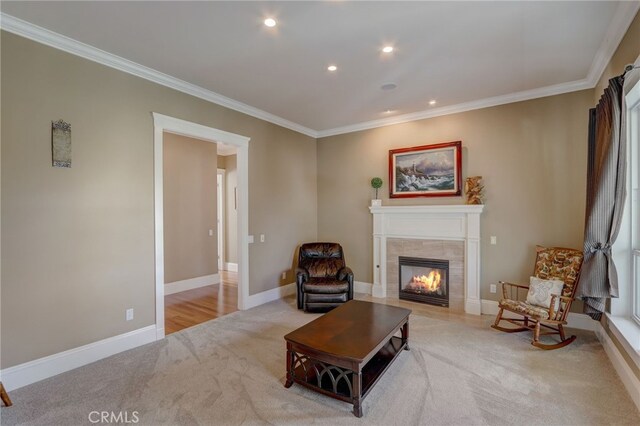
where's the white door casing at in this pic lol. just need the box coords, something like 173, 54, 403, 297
216, 170, 226, 271
153, 112, 250, 340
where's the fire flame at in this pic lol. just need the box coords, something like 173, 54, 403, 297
407, 270, 441, 292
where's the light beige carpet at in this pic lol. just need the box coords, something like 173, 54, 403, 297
1, 297, 638, 425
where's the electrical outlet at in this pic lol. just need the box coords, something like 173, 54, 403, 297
281, 272, 286, 280
490, 284, 497, 293
490, 236, 497, 245
208, 229, 214, 237
126, 308, 134, 321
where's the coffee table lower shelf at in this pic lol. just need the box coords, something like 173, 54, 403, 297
285, 336, 407, 416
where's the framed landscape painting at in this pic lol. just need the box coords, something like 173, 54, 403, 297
389, 141, 462, 198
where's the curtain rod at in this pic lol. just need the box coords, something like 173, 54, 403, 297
622, 63, 639, 78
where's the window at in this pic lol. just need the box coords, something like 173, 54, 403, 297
608, 69, 640, 359
634, 248, 640, 324
629, 77, 640, 324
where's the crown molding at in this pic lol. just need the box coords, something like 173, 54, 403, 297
0, 13, 318, 138
317, 78, 592, 138
585, 1, 640, 86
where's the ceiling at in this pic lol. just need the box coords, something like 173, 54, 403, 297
1, 1, 638, 137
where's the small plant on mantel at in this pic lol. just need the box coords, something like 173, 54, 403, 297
370, 177, 383, 198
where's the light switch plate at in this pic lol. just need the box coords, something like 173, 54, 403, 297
248, 235, 254, 243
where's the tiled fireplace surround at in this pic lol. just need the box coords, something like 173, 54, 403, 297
370, 205, 484, 315
388, 239, 464, 311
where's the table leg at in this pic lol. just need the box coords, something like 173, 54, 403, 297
353, 371, 363, 417
402, 320, 410, 351
284, 343, 294, 388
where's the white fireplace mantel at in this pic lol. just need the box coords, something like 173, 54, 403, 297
369, 204, 484, 315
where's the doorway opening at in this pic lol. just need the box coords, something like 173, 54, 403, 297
153, 113, 249, 340
161, 135, 240, 334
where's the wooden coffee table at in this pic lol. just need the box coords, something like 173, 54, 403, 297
284, 300, 411, 417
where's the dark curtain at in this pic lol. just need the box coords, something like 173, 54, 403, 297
579, 77, 627, 320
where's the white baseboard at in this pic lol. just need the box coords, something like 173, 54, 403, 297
155, 326, 165, 341
607, 316, 640, 369
355, 281, 373, 294
224, 262, 238, 272
164, 273, 220, 295
0, 325, 156, 391
482, 299, 520, 317
372, 284, 386, 298
465, 299, 482, 315
245, 283, 296, 309
481, 299, 495, 313
480, 299, 598, 331
595, 322, 640, 412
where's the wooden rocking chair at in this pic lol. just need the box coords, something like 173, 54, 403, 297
491, 246, 584, 350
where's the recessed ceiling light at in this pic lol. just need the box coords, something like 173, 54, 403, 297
382, 46, 394, 53
264, 18, 277, 27
429, 100, 437, 105
384, 109, 395, 114
381, 83, 397, 91
327, 65, 337, 72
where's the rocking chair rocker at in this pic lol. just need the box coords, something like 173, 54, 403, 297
491, 246, 584, 350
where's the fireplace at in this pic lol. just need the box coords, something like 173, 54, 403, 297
398, 256, 449, 307
370, 205, 484, 314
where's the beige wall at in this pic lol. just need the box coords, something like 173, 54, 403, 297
163, 133, 218, 283
223, 155, 239, 264
317, 90, 592, 302
0, 32, 317, 368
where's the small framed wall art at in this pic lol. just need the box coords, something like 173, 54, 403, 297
389, 141, 462, 198
51, 119, 71, 168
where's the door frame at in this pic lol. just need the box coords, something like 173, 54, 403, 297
216, 169, 226, 271
153, 112, 250, 340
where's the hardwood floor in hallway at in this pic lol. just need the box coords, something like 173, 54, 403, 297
165, 270, 238, 335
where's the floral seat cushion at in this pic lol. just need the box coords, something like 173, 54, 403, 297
533, 246, 583, 297
498, 298, 550, 320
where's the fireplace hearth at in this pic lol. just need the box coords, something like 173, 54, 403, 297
398, 256, 449, 307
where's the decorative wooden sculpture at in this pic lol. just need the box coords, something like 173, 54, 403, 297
464, 176, 484, 205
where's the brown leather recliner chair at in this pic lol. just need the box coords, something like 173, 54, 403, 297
296, 242, 354, 312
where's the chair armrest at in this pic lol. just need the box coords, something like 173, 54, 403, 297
548, 295, 574, 321
296, 267, 309, 284
338, 266, 354, 301
295, 267, 309, 310
498, 281, 529, 300
337, 266, 353, 282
